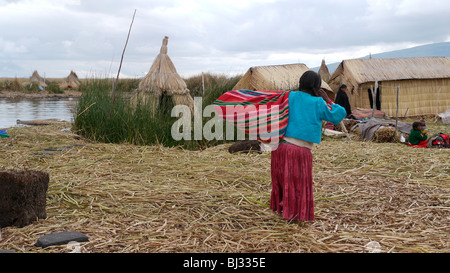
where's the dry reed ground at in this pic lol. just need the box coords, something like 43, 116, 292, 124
0, 123, 448, 253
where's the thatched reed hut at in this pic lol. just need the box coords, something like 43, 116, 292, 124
134, 36, 194, 112
328, 57, 450, 117
318, 59, 331, 83
233, 63, 336, 100
30, 70, 46, 87
62, 70, 81, 89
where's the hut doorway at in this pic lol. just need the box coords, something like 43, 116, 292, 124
368, 86, 382, 110
159, 91, 175, 114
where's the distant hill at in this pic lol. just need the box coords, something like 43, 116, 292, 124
312, 42, 450, 75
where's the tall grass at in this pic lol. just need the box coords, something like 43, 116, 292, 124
0, 78, 24, 91
46, 82, 64, 94
0, 78, 66, 93
74, 78, 177, 147
185, 72, 242, 107
73, 74, 242, 150
78, 78, 140, 93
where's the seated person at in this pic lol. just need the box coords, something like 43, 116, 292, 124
408, 122, 428, 148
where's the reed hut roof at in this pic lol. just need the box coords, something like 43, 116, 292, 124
318, 59, 331, 83
64, 70, 81, 87
233, 63, 335, 99
329, 57, 450, 88
328, 57, 450, 117
138, 36, 190, 96
30, 70, 44, 83
233, 63, 334, 93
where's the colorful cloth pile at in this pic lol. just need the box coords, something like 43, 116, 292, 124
0, 130, 10, 138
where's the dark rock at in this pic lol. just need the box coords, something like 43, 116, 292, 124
228, 140, 261, 154
0, 169, 49, 228
35, 231, 89, 248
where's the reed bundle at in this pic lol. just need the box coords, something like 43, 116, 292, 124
318, 59, 331, 83
335, 119, 359, 133
372, 127, 398, 143
0, 123, 448, 253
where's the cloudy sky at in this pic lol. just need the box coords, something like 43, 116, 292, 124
1, 0, 449, 78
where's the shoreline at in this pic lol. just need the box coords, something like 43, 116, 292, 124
0, 90, 82, 99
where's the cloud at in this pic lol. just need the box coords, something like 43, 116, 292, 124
360, 0, 450, 43
0, 0, 449, 78
0, 38, 28, 53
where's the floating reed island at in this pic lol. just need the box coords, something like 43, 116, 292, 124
0, 122, 448, 253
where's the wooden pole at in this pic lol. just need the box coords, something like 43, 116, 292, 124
340, 121, 352, 141
109, 9, 137, 117
436, 87, 442, 115
393, 86, 400, 141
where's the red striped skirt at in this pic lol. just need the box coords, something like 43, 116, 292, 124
270, 143, 314, 221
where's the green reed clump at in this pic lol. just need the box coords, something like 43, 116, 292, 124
78, 78, 140, 93
74, 74, 243, 150
46, 82, 64, 94
185, 73, 242, 106
73, 78, 188, 148
25, 82, 41, 92
116, 78, 140, 93
1, 78, 24, 91
184, 73, 243, 148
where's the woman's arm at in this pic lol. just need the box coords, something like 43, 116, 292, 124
317, 89, 347, 125
420, 132, 428, 141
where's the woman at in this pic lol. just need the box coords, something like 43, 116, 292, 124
335, 84, 352, 117
270, 71, 346, 221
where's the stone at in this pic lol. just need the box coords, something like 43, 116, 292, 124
228, 140, 261, 154
0, 169, 49, 228
35, 231, 89, 248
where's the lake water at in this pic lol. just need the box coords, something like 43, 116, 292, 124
0, 98, 78, 129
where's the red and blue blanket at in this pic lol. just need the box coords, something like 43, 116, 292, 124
213, 89, 290, 145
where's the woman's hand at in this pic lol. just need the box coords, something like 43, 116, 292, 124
317, 89, 331, 102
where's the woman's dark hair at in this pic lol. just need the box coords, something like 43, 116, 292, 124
339, 84, 347, 90
299, 70, 322, 97
412, 122, 424, 130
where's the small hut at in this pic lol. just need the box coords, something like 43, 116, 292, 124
328, 57, 450, 117
134, 36, 194, 112
62, 70, 81, 89
318, 59, 331, 83
233, 63, 336, 100
30, 70, 46, 87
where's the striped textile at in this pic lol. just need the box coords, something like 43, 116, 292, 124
213, 90, 290, 145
